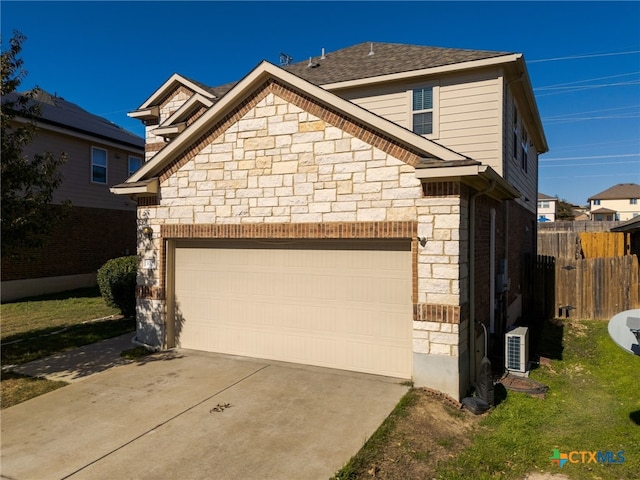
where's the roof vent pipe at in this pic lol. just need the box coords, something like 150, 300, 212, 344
368, 42, 375, 56
321, 48, 326, 60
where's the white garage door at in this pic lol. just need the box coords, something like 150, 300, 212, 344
173, 239, 412, 378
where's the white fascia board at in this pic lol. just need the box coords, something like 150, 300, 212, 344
110, 178, 158, 196
129, 61, 466, 183
158, 94, 214, 127
137, 73, 216, 110
321, 54, 521, 91
128, 106, 159, 120
416, 164, 520, 200
153, 123, 186, 138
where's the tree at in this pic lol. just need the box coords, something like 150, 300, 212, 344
1, 31, 69, 258
555, 197, 575, 221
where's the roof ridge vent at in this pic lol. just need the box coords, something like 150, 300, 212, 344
368, 42, 375, 56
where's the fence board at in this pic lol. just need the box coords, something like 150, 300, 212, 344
539, 255, 640, 320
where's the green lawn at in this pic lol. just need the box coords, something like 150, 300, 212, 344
1, 287, 120, 341
435, 319, 640, 479
1, 287, 135, 408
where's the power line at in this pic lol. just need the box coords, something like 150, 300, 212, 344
543, 104, 640, 120
543, 172, 640, 179
529, 50, 640, 63
535, 72, 640, 90
540, 153, 640, 162
540, 161, 639, 167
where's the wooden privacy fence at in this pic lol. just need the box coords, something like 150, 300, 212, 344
536, 254, 640, 320
538, 231, 629, 259
579, 232, 628, 258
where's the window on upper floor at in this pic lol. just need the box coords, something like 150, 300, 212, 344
593, 199, 601, 206
129, 156, 142, 176
539, 201, 549, 209
513, 105, 519, 162
631, 198, 638, 205
521, 130, 529, 174
91, 147, 107, 184
412, 87, 433, 135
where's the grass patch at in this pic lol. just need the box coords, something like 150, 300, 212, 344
1, 287, 120, 342
1, 316, 134, 366
1, 371, 67, 409
434, 319, 640, 480
120, 346, 154, 360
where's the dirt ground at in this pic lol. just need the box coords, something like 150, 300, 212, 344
352, 388, 569, 480
358, 388, 480, 479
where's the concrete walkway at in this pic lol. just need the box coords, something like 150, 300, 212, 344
9, 333, 136, 382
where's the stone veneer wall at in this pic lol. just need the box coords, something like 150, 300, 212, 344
135, 80, 470, 394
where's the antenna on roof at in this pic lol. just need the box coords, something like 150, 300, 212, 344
279, 52, 294, 66
368, 42, 375, 56
321, 48, 326, 60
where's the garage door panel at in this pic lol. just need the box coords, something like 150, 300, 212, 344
174, 240, 412, 378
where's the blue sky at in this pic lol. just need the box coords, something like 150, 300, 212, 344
2, 1, 639, 206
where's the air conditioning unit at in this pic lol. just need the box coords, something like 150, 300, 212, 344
505, 326, 529, 375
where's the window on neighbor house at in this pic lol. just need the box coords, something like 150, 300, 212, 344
594, 199, 601, 206
539, 201, 549, 209
412, 87, 433, 135
129, 156, 142, 176
631, 198, 638, 205
91, 147, 107, 184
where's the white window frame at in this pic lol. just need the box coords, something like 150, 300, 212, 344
630, 198, 638, 205
593, 199, 601, 206
407, 82, 439, 139
91, 146, 108, 184
128, 155, 142, 176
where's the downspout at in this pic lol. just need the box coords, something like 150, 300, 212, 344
469, 180, 496, 386
490, 208, 496, 335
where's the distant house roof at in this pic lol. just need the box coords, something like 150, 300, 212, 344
590, 207, 617, 215
538, 193, 556, 200
281, 42, 513, 86
588, 183, 640, 201
3, 89, 144, 150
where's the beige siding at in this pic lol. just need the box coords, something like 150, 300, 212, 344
333, 69, 502, 169
503, 88, 537, 213
20, 127, 140, 210
439, 70, 501, 168
340, 85, 409, 128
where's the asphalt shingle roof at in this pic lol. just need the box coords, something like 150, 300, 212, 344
281, 42, 513, 85
588, 183, 640, 201
3, 89, 144, 149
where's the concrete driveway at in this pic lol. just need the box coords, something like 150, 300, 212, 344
1, 349, 407, 480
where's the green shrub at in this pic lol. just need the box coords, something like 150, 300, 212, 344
97, 256, 137, 317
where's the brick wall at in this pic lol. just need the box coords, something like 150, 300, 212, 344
1, 206, 136, 281
472, 194, 536, 327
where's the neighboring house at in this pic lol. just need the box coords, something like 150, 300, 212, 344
588, 183, 640, 221
113, 42, 548, 399
537, 193, 557, 222
1, 90, 144, 301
